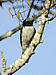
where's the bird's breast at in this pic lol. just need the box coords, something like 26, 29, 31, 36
22, 26, 35, 45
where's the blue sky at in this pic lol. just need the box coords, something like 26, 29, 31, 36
0, 1, 56, 75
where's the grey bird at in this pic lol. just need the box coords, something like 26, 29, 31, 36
0, 0, 13, 6
20, 19, 36, 54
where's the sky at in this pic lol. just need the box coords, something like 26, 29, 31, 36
0, 1, 56, 75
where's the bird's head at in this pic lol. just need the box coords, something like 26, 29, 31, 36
23, 19, 33, 26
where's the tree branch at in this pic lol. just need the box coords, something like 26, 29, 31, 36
49, 11, 56, 16
0, 24, 23, 41
1, 0, 53, 75
1, 50, 6, 72
27, 0, 35, 18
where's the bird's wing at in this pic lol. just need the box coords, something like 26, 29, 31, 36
20, 28, 22, 46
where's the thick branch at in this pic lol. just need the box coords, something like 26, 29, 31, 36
49, 11, 56, 16
0, 24, 23, 41
46, 16, 56, 21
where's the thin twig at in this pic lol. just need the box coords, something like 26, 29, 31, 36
27, 0, 35, 18
1, 50, 6, 72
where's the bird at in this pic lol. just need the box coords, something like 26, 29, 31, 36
0, 0, 13, 6
20, 19, 36, 54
